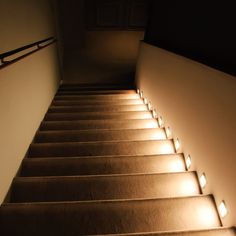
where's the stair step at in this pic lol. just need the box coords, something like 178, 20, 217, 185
56, 90, 136, 95
21, 154, 186, 177
48, 104, 148, 113
54, 94, 140, 100
95, 228, 236, 236
11, 172, 200, 203
44, 111, 152, 121
52, 99, 144, 106
40, 119, 158, 131
59, 84, 134, 90
34, 128, 166, 143
29, 140, 175, 158
0, 195, 221, 235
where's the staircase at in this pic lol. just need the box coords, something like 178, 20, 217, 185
0, 84, 235, 236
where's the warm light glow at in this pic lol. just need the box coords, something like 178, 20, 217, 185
149, 130, 167, 140
137, 89, 140, 94
159, 142, 175, 154
169, 158, 186, 172
180, 178, 199, 195
143, 98, 148, 104
148, 102, 152, 110
165, 127, 172, 138
152, 109, 157, 119
145, 120, 159, 129
174, 138, 180, 152
186, 155, 192, 170
199, 173, 207, 189
218, 201, 228, 218
195, 202, 219, 227
158, 116, 164, 127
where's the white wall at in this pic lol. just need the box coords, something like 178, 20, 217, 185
0, 0, 61, 203
136, 42, 236, 226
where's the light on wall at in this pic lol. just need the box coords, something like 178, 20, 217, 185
185, 155, 192, 170
218, 201, 228, 218
174, 138, 180, 152
165, 127, 172, 138
137, 89, 140, 94
199, 173, 207, 189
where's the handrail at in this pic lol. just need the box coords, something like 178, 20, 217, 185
0, 37, 56, 69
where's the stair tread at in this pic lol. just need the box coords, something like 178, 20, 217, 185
52, 99, 144, 106
90, 227, 236, 236
44, 111, 152, 121
0, 195, 221, 235
56, 90, 136, 95
48, 104, 148, 112
40, 119, 159, 131
29, 139, 175, 157
34, 128, 166, 143
21, 154, 186, 176
11, 172, 200, 202
54, 94, 140, 100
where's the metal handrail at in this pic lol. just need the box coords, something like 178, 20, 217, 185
0, 37, 56, 69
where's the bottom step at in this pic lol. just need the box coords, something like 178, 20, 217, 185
0, 195, 221, 235
97, 228, 236, 236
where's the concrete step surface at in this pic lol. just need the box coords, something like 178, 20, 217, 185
21, 154, 186, 177
44, 111, 152, 121
40, 119, 159, 131
11, 172, 200, 202
29, 140, 175, 158
48, 104, 148, 113
52, 99, 144, 106
34, 128, 167, 143
54, 93, 140, 100
56, 89, 136, 95
0, 195, 221, 235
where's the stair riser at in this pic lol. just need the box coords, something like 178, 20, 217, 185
52, 100, 144, 106
44, 111, 152, 121
21, 155, 186, 177
0, 196, 221, 235
11, 172, 200, 202
35, 129, 166, 143
48, 105, 148, 113
56, 90, 136, 95
54, 94, 140, 100
29, 140, 175, 157
40, 119, 158, 131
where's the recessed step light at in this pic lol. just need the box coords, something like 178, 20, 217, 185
199, 173, 207, 189
218, 201, 228, 218
186, 155, 192, 170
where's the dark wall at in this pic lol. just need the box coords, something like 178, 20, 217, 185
145, 1, 236, 76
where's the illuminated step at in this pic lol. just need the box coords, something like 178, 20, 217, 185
29, 140, 175, 157
52, 99, 144, 106
40, 119, 159, 131
56, 90, 136, 95
40, 126, 161, 141
11, 172, 200, 203
0, 195, 221, 235
54, 93, 140, 100
35, 128, 166, 143
21, 154, 186, 177
100, 227, 236, 236
48, 104, 148, 113
44, 111, 152, 121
